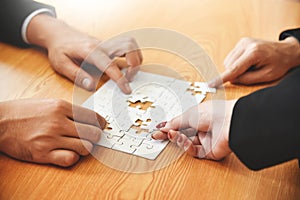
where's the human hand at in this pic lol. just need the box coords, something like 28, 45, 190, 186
209, 37, 300, 87
0, 99, 106, 167
152, 100, 237, 160
27, 14, 142, 94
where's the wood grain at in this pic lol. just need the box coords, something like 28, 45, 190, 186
0, 0, 300, 199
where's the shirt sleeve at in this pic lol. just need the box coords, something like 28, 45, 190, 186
229, 67, 300, 170
0, 0, 56, 47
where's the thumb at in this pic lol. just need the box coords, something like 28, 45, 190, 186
159, 105, 205, 132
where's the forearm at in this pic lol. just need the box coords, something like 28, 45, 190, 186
229, 67, 300, 170
26, 14, 70, 49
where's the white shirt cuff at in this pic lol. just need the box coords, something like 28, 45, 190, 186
21, 8, 56, 44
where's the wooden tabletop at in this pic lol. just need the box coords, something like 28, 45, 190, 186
1, 0, 300, 199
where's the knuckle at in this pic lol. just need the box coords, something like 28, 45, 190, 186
50, 99, 68, 113
30, 142, 47, 161
240, 37, 252, 44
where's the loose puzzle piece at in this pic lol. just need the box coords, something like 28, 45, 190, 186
82, 71, 216, 160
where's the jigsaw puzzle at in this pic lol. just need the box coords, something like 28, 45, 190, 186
82, 71, 216, 160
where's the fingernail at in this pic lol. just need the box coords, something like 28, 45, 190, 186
124, 83, 132, 94
156, 121, 167, 129
167, 131, 173, 140
82, 78, 92, 89
177, 135, 183, 143
151, 133, 157, 140
208, 79, 216, 88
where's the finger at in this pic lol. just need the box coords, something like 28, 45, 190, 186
53, 55, 96, 91
87, 49, 132, 94
126, 66, 140, 82
180, 128, 198, 137
107, 63, 132, 94
151, 131, 168, 140
210, 51, 257, 87
233, 67, 273, 85
159, 106, 204, 132
194, 145, 206, 158
64, 121, 102, 144
223, 43, 245, 68
68, 104, 106, 129
126, 50, 143, 67
167, 130, 180, 143
125, 50, 142, 81
47, 150, 80, 167
159, 113, 191, 132
61, 138, 94, 156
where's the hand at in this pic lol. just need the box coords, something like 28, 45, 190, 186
0, 99, 106, 167
152, 100, 237, 160
209, 37, 300, 87
27, 14, 142, 94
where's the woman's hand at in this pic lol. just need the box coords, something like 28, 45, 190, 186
152, 100, 237, 160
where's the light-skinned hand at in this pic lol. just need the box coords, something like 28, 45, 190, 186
209, 36, 300, 87
27, 14, 142, 94
0, 99, 106, 167
152, 100, 237, 160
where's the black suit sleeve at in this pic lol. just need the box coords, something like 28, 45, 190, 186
279, 28, 300, 42
0, 0, 56, 47
229, 28, 300, 170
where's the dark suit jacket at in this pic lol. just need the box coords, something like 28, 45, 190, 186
0, 0, 55, 47
229, 28, 300, 170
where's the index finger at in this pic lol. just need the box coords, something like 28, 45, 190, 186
125, 50, 143, 81
209, 51, 257, 87
71, 104, 107, 129
160, 105, 204, 132
88, 49, 132, 94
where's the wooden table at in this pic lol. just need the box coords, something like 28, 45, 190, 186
1, 0, 300, 199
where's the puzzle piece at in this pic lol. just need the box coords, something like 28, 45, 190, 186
97, 132, 123, 149
112, 134, 144, 154
133, 139, 169, 160
82, 71, 217, 160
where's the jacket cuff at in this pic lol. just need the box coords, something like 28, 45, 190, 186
279, 28, 300, 43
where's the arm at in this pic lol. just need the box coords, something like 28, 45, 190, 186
229, 67, 300, 170
0, 1, 142, 93
0, 0, 55, 47
153, 69, 300, 170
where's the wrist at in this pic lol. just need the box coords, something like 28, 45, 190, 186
26, 14, 69, 49
279, 37, 300, 70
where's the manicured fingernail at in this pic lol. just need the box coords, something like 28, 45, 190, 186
82, 78, 92, 89
151, 133, 157, 140
167, 131, 173, 140
177, 135, 183, 143
156, 121, 167, 129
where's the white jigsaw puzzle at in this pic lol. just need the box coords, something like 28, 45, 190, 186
82, 71, 216, 160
